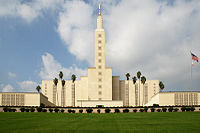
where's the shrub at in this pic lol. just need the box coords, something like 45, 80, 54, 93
20, 107, 25, 112
150, 108, 155, 112
191, 107, 195, 112
105, 108, 111, 113
79, 109, 83, 113
25, 108, 30, 112
168, 107, 173, 112
115, 108, 120, 113
3, 107, 8, 112
97, 109, 101, 113
86, 108, 93, 113
49, 108, 53, 113
8, 108, 16, 112
54, 108, 59, 113
162, 108, 167, 112
42, 109, 47, 112
72, 110, 76, 113
181, 107, 186, 112
133, 109, 137, 113
37, 107, 43, 112
144, 108, 148, 112
8, 108, 12, 112
123, 108, 129, 113
68, 109, 72, 113
139, 109, 144, 112
174, 108, 179, 112
186, 107, 191, 112
61, 109, 65, 113
30, 108, 35, 112
157, 109, 161, 112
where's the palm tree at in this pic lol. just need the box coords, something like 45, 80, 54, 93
132, 76, 137, 106
125, 73, 130, 106
137, 71, 141, 106
71, 74, 76, 107
141, 76, 146, 106
59, 71, 63, 79
125, 73, 130, 80
159, 81, 165, 92
61, 79, 66, 107
53, 78, 58, 105
36, 85, 41, 93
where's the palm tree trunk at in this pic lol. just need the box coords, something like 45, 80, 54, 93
143, 85, 144, 106
135, 84, 137, 106
139, 80, 140, 106
56, 86, 59, 106
72, 83, 75, 107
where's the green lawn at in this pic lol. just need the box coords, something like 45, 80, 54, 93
0, 112, 200, 133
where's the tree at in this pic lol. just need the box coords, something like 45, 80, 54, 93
53, 78, 58, 105
159, 81, 165, 91
36, 85, 41, 93
132, 76, 137, 106
71, 74, 76, 106
137, 71, 141, 106
59, 71, 63, 80
61, 79, 66, 107
125, 73, 130, 80
141, 76, 146, 106
71, 74, 77, 83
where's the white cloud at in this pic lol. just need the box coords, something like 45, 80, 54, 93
57, 0, 95, 64
0, 0, 64, 22
17, 81, 38, 92
8, 72, 16, 78
56, 0, 200, 91
2, 84, 14, 92
40, 52, 87, 80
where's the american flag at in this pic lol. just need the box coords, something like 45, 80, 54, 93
191, 52, 199, 62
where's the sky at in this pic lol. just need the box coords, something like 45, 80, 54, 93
0, 0, 200, 92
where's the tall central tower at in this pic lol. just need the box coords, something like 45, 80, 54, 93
88, 4, 113, 101
95, 4, 105, 68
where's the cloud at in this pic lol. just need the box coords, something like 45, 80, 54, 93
57, 0, 95, 64
8, 72, 16, 78
56, 0, 200, 91
17, 81, 38, 92
0, 0, 64, 22
40, 52, 87, 80
2, 84, 14, 92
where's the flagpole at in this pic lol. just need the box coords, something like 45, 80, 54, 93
190, 51, 192, 91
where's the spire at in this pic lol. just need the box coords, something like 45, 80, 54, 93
98, 4, 101, 16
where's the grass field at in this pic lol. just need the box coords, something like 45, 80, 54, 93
0, 112, 200, 133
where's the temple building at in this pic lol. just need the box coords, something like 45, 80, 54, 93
0, 5, 200, 107
41, 5, 200, 107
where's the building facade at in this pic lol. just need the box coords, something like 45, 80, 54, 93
41, 5, 161, 107
0, 92, 54, 106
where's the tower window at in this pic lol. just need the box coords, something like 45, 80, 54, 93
98, 91, 102, 95
98, 59, 101, 63
98, 72, 102, 75
98, 34, 101, 37
98, 46, 102, 50
98, 66, 101, 69
98, 40, 101, 43
98, 53, 101, 56
98, 78, 102, 82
